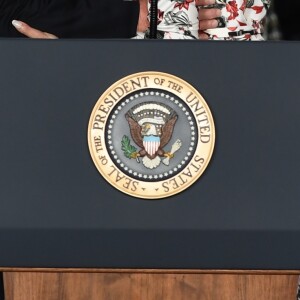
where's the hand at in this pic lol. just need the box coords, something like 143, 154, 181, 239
195, 0, 222, 40
137, 0, 149, 32
12, 20, 58, 39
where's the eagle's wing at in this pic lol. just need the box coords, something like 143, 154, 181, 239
126, 116, 144, 148
160, 115, 178, 148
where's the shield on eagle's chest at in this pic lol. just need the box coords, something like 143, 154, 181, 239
143, 135, 160, 156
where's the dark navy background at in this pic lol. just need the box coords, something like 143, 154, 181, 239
0, 0, 139, 38
0, 39, 300, 269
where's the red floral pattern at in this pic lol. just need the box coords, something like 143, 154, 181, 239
136, 0, 270, 40
226, 1, 239, 21
204, 0, 271, 41
157, 9, 164, 25
174, 0, 194, 10
145, 0, 199, 39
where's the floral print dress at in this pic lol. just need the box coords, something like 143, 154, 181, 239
203, 0, 271, 40
136, 0, 199, 39
138, 0, 270, 40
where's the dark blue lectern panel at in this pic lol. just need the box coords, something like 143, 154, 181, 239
0, 39, 300, 269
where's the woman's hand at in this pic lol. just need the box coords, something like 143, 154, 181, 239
12, 20, 58, 39
137, 0, 149, 32
196, 0, 222, 40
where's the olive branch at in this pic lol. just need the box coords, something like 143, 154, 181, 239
121, 135, 137, 159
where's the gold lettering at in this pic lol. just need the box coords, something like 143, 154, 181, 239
98, 104, 110, 114
94, 136, 103, 153
167, 80, 183, 93
94, 114, 106, 124
93, 122, 102, 130
194, 156, 205, 164
122, 82, 132, 94
169, 178, 180, 190
113, 87, 125, 99
182, 168, 193, 177
200, 124, 211, 143
104, 98, 114, 107
123, 177, 132, 189
140, 76, 150, 87
131, 181, 139, 192
130, 78, 142, 90
190, 163, 200, 172
178, 175, 188, 185
162, 182, 170, 192
186, 92, 197, 103
98, 155, 108, 166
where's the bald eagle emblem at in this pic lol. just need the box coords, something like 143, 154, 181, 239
121, 102, 182, 169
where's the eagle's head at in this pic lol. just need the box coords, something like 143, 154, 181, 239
141, 123, 162, 136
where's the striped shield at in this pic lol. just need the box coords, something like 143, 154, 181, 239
143, 135, 160, 156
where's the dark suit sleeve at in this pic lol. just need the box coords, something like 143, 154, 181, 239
274, 0, 300, 40
0, 0, 139, 38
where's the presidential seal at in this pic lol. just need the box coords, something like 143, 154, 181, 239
88, 72, 215, 199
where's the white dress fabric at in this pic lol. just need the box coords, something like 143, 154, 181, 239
137, 0, 270, 40
136, 0, 199, 39
151, 0, 199, 39
202, 0, 271, 40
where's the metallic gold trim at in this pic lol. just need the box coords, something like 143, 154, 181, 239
87, 72, 215, 199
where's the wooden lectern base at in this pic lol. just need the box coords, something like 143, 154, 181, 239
2, 269, 299, 300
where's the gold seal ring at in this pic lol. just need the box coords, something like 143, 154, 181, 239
88, 72, 215, 199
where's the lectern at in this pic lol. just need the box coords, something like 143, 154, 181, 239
0, 39, 300, 299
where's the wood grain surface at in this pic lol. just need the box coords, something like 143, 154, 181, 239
1, 268, 300, 274
3, 271, 299, 300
